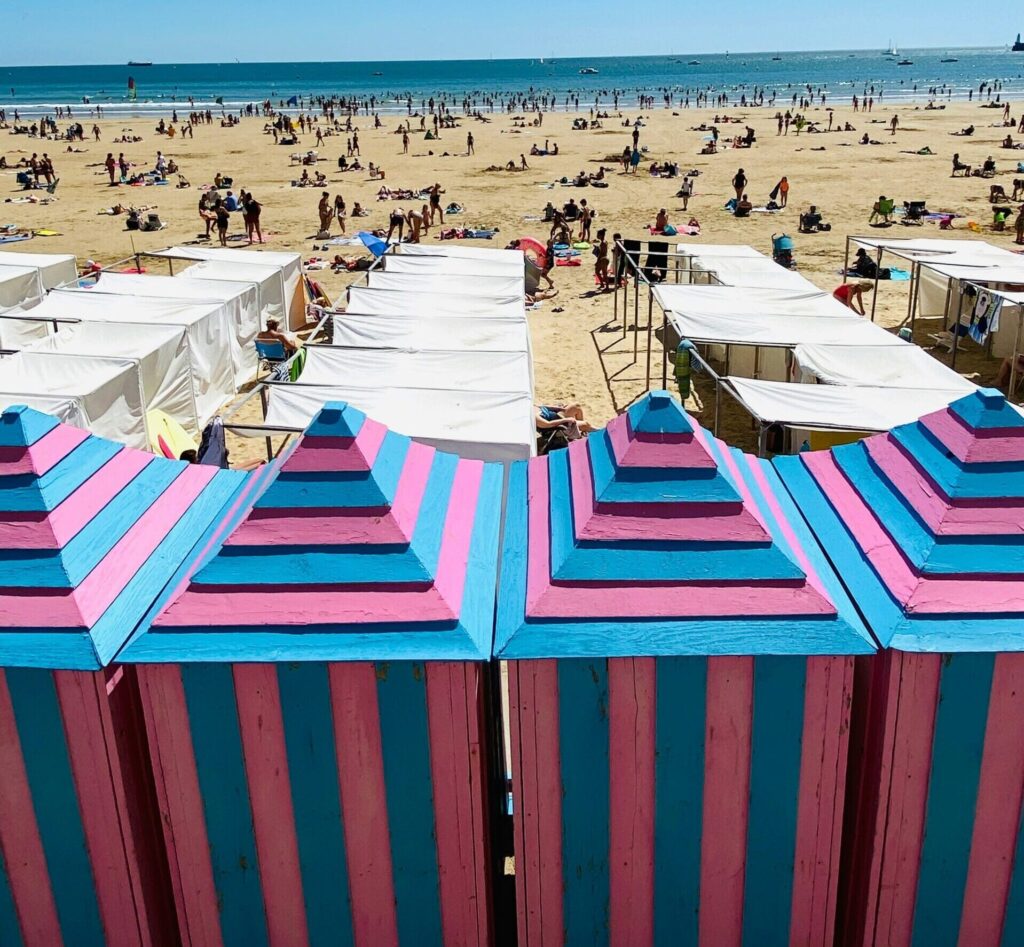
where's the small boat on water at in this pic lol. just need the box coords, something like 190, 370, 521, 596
940, 57, 958, 62
898, 59, 914, 66
127, 61, 152, 66
579, 67, 598, 74
885, 40, 898, 56
687, 60, 701, 65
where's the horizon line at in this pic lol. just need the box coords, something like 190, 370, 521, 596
1, 43, 1020, 70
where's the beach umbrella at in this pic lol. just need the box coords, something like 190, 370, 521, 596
358, 231, 389, 257
496, 391, 872, 945
775, 388, 1024, 946
119, 401, 502, 945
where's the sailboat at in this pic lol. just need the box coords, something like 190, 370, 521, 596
885, 40, 898, 56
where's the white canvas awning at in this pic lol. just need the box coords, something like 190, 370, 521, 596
0, 351, 147, 448
793, 342, 977, 392
365, 270, 525, 297
346, 286, 526, 320
28, 290, 237, 426
149, 246, 304, 329
0, 310, 54, 350
74, 271, 260, 386
0, 393, 86, 428
297, 345, 533, 394
916, 260, 1024, 320
383, 252, 524, 278
28, 321, 200, 435
0, 264, 45, 310
332, 311, 531, 354
849, 237, 1021, 264
724, 376, 969, 432
686, 255, 819, 290
0, 251, 77, 289
396, 244, 525, 265
253, 383, 535, 462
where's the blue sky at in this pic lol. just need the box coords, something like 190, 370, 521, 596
2, 1, 1023, 65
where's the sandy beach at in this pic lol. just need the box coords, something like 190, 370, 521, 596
3, 98, 1022, 459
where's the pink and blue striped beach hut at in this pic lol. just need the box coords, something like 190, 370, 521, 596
495, 391, 874, 946
0, 405, 246, 946
118, 402, 503, 947
776, 388, 1024, 947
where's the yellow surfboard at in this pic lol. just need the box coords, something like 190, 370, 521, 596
147, 409, 197, 460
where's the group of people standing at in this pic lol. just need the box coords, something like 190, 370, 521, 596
199, 187, 263, 245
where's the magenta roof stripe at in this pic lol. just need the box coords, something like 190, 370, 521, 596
496, 391, 871, 658
776, 388, 1024, 651
121, 401, 502, 662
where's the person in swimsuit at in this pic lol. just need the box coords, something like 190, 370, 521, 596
334, 194, 346, 234
732, 167, 747, 201
429, 182, 444, 224
244, 193, 263, 244
833, 280, 872, 315
214, 198, 230, 246
594, 227, 610, 290
387, 207, 405, 242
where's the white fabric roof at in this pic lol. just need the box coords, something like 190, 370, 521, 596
0, 351, 147, 448
396, 244, 525, 264
257, 383, 535, 462
28, 321, 200, 436
366, 270, 525, 297
332, 311, 531, 353
849, 237, 1021, 264
0, 251, 77, 289
150, 247, 304, 329
794, 343, 977, 392
173, 258, 282, 330
673, 244, 766, 259
33, 290, 237, 426
655, 285, 854, 320
919, 261, 1024, 285
0, 265, 45, 310
383, 252, 523, 278
724, 376, 969, 432
687, 255, 819, 290
0, 392, 86, 429
298, 345, 532, 393
346, 286, 526, 320
75, 272, 260, 386
0, 311, 53, 350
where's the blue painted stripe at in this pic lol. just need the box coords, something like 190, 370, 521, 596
999, 782, 1024, 947
626, 394, 694, 435
277, 662, 354, 947
950, 390, 1024, 430
653, 656, 706, 947
459, 461, 504, 659
588, 428, 741, 504
255, 429, 410, 509
549, 446, 800, 583
5, 668, 105, 944
559, 658, 610, 947
742, 655, 806, 944
0, 405, 58, 448
912, 652, 995, 947
0, 437, 121, 512
180, 663, 268, 945
376, 661, 443, 946
93, 469, 247, 666
0, 811, 26, 947
493, 461, 530, 657
0, 457, 173, 589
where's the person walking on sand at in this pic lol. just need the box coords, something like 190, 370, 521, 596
1016, 204, 1024, 246
244, 192, 263, 244
890, 114, 899, 136
104, 152, 116, 185
402, 130, 409, 154
334, 194, 346, 234
594, 227, 610, 290
214, 197, 231, 247
579, 199, 593, 242
467, 131, 474, 154
429, 182, 445, 224
779, 176, 789, 208
732, 168, 747, 202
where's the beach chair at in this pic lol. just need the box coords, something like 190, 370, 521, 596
255, 338, 287, 374
869, 197, 895, 224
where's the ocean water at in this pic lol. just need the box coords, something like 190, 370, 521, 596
2, 48, 1023, 117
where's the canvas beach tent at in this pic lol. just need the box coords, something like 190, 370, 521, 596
0, 250, 77, 289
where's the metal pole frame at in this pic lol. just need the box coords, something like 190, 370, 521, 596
951, 285, 965, 370
842, 236, 851, 285
1010, 309, 1023, 398
869, 247, 883, 323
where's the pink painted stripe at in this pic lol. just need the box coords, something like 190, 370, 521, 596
508, 660, 563, 947
922, 410, 1024, 465
328, 662, 399, 947
53, 671, 147, 947
568, 439, 769, 544
958, 653, 1024, 946
608, 657, 655, 947
0, 424, 89, 477
233, 664, 310, 947
280, 418, 387, 473
699, 656, 753, 947
156, 584, 457, 627
525, 461, 834, 620
0, 670, 63, 947
872, 653, 941, 947
0, 449, 151, 550
864, 435, 1024, 536
805, 451, 1024, 615
789, 656, 854, 946
426, 662, 490, 946
607, 414, 714, 469
226, 439, 435, 547
431, 459, 483, 615
136, 664, 224, 947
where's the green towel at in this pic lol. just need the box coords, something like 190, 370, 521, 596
289, 347, 307, 381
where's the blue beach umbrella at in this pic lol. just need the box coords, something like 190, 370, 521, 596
358, 231, 389, 257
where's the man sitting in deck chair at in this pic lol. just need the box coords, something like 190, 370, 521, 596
536, 404, 595, 454
256, 318, 300, 358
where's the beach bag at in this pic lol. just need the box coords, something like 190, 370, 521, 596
663, 224, 678, 236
